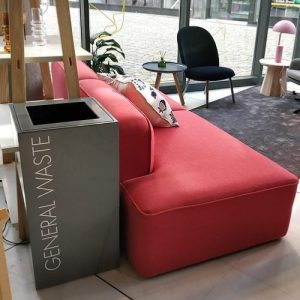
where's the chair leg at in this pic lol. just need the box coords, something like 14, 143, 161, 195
229, 78, 235, 104
183, 78, 190, 95
206, 81, 209, 108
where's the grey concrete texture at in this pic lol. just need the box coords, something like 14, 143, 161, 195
43, 6, 295, 83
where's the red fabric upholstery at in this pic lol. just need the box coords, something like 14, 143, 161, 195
79, 79, 154, 181
51, 61, 98, 99
121, 111, 298, 276
51, 60, 298, 278
52, 61, 185, 110
162, 95, 185, 111
51, 61, 154, 181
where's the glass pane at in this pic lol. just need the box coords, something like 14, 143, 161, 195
43, 0, 81, 47
265, 1, 299, 62
190, 0, 261, 77
89, 1, 180, 84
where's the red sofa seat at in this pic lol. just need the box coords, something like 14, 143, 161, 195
121, 110, 297, 276
51, 61, 298, 278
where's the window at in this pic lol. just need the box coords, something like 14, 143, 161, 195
190, 0, 261, 77
88, 1, 181, 83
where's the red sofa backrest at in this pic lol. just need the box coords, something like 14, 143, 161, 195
51, 61, 154, 182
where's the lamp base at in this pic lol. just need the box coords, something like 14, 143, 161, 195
275, 45, 283, 63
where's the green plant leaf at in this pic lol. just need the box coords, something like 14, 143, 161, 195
102, 64, 110, 73
89, 32, 125, 75
104, 47, 125, 58
107, 53, 118, 62
95, 53, 111, 62
90, 31, 112, 44
96, 39, 122, 49
110, 64, 125, 75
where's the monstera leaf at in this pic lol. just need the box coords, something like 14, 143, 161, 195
90, 31, 125, 75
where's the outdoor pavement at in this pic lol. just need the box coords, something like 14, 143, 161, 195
44, 5, 295, 84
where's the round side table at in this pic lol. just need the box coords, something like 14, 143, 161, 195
142, 61, 187, 105
259, 58, 290, 97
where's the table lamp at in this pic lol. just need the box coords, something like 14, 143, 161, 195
273, 20, 296, 63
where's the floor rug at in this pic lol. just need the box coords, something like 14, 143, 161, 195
192, 86, 300, 177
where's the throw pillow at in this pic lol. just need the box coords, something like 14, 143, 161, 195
97, 73, 116, 84
111, 75, 179, 128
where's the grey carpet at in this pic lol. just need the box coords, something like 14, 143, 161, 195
192, 86, 300, 178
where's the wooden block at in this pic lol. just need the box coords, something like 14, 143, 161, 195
154, 73, 162, 89
0, 0, 7, 10
9, 0, 26, 103
29, 0, 40, 8
55, 0, 80, 99
173, 72, 185, 106
0, 65, 9, 103
40, 62, 54, 99
0, 209, 12, 300
2, 152, 14, 164
1, 162, 18, 224
260, 66, 287, 97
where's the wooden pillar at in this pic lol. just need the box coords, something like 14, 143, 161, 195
0, 209, 12, 300
55, 0, 80, 99
27, 0, 53, 100
0, 65, 9, 103
29, 0, 40, 7
0, 0, 10, 103
9, 0, 26, 103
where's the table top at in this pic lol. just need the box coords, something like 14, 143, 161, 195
0, 35, 92, 64
143, 61, 187, 73
259, 58, 290, 68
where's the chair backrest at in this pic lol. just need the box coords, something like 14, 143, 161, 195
177, 26, 219, 68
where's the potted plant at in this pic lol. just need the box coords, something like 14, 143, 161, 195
90, 31, 125, 75
158, 51, 166, 68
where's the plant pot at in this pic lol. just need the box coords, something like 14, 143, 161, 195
158, 60, 166, 68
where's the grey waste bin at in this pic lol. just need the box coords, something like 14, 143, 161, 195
10, 98, 119, 289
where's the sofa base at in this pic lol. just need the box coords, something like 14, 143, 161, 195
122, 182, 297, 277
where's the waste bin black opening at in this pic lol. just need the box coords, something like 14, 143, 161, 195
27, 102, 98, 125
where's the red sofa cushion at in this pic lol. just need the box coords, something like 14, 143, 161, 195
79, 79, 154, 181
51, 62, 154, 181
125, 111, 297, 213
51, 61, 185, 111
51, 61, 99, 99
121, 110, 298, 276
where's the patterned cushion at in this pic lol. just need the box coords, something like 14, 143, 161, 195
110, 76, 179, 128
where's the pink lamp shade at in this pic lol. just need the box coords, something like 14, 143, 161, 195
272, 20, 296, 63
273, 20, 296, 35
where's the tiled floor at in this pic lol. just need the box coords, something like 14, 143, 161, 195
1, 88, 300, 300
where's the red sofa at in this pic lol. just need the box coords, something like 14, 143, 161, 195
51, 61, 299, 277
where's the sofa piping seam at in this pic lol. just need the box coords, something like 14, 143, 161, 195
120, 181, 298, 216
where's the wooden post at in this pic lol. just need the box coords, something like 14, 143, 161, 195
0, 209, 12, 300
40, 62, 54, 99
0, 65, 9, 103
0, 0, 10, 103
9, 0, 26, 103
29, 0, 40, 7
0, 0, 7, 11
28, 0, 54, 99
55, 0, 80, 99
